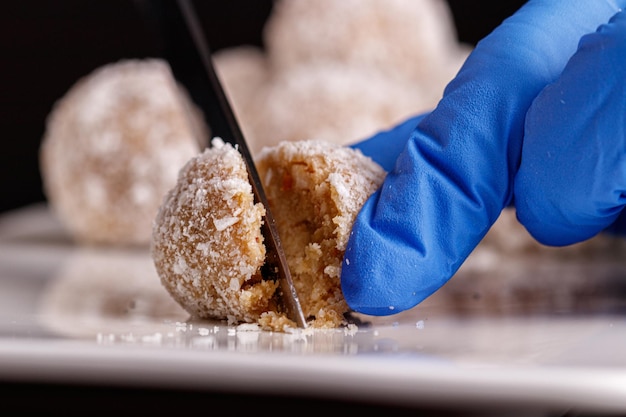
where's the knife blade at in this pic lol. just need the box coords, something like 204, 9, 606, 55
136, 0, 307, 328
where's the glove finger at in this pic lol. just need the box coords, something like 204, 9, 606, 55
350, 114, 426, 172
342, 0, 626, 316
515, 10, 626, 246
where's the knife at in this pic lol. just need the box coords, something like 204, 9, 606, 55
136, 0, 307, 328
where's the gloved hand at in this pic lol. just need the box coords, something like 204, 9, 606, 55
341, 0, 626, 316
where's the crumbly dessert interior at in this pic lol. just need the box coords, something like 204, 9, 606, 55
256, 140, 385, 328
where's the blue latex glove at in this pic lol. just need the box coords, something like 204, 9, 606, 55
342, 0, 626, 316
515, 10, 626, 245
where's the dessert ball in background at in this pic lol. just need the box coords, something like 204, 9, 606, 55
251, 63, 427, 149
40, 59, 208, 246
263, 0, 466, 85
214, 0, 470, 154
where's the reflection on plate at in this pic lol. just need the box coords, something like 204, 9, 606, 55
38, 246, 189, 339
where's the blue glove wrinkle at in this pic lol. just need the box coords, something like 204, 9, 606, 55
515, 9, 626, 246
342, 0, 626, 316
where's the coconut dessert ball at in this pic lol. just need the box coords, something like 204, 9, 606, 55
252, 63, 428, 151
40, 59, 208, 246
264, 0, 464, 85
256, 139, 386, 328
211, 0, 469, 154
152, 138, 275, 326
151, 138, 386, 330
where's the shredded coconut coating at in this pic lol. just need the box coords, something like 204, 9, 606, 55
40, 59, 207, 246
152, 139, 277, 325
256, 140, 386, 328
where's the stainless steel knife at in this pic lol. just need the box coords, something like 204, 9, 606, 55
137, 0, 307, 328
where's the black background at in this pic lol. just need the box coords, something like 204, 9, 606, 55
0, 0, 525, 215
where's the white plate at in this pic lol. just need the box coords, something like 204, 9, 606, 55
1, 204, 626, 414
